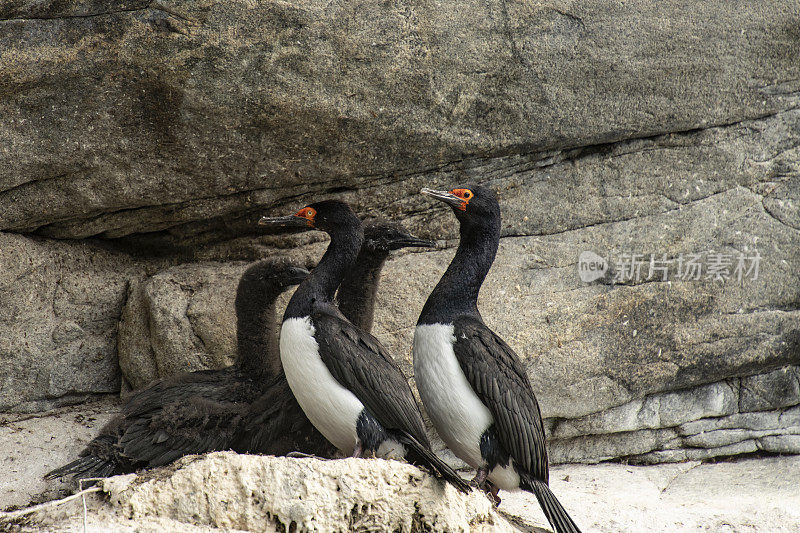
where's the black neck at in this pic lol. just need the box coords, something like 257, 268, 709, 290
418, 216, 499, 325
284, 225, 365, 320
236, 290, 282, 379
337, 250, 389, 333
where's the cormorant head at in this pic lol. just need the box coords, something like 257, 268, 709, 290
420, 184, 500, 225
258, 199, 361, 236
363, 219, 436, 254
237, 259, 309, 299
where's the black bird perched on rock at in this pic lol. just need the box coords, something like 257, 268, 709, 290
240, 219, 435, 454
338, 219, 436, 333
46, 259, 323, 480
260, 200, 469, 491
413, 185, 582, 532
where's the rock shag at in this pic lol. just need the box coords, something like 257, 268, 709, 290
260, 200, 469, 492
242, 219, 435, 456
413, 185, 582, 532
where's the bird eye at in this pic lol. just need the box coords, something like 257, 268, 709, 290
295, 207, 316, 220
451, 188, 473, 201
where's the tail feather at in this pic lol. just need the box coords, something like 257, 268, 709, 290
44, 455, 116, 481
396, 431, 471, 493
530, 478, 582, 533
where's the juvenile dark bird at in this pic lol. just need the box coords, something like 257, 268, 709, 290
45, 259, 322, 480
337, 219, 436, 333
413, 185, 582, 532
260, 201, 469, 491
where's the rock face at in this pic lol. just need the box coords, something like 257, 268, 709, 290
1, 0, 798, 242
117, 246, 318, 389
118, 261, 247, 390
0, 233, 151, 412
547, 368, 800, 464
0, 0, 798, 467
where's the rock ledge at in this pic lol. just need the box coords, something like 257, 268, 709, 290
10, 453, 511, 532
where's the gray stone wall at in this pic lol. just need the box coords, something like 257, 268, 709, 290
0, 0, 798, 461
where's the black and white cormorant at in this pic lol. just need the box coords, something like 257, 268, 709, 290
241, 220, 435, 454
338, 219, 435, 333
413, 185, 582, 532
260, 200, 469, 491
45, 259, 325, 480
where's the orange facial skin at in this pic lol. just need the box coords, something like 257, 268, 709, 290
450, 189, 473, 211
295, 207, 317, 226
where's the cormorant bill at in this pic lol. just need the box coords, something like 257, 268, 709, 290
337, 219, 436, 333
259, 201, 469, 492
45, 259, 333, 482
413, 185, 582, 532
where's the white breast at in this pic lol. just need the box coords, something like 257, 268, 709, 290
413, 323, 520, 490
280, 317, 363, 455
413, 324, 491, 467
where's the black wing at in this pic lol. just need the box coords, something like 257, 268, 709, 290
451, 315, 549, 483
311, 306, 430, 448
116, 368, 257, 467
118, 396, 244, 467
48, 368, 260, 479
122, 368, 249, 417
44, 430, 126, 480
